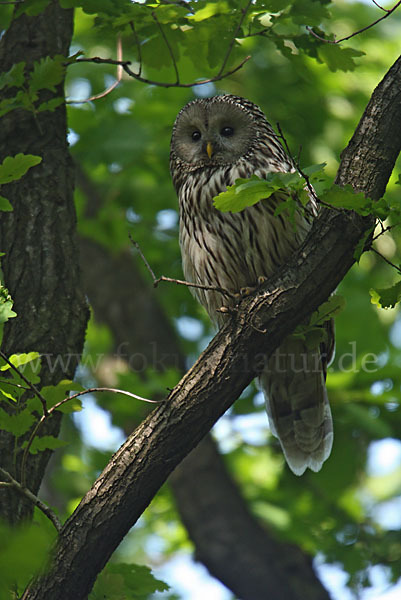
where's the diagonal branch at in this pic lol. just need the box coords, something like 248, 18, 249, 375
0, 467, 62, 532
22, 54, 401, 600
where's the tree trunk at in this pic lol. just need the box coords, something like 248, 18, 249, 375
0, 0, 88, 524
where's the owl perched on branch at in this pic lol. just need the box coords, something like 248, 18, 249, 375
170, 94, 333, 476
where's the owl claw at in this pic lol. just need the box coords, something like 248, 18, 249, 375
236, 278, 267, 298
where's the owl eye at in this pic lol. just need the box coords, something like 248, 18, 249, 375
191, 131, 201, 142
220, 126, 234, 137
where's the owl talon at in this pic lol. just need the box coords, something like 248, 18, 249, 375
217, 305, 236, 315
218, 306, 230, 314
235, 282, 266, 298
240, 286, 254, 296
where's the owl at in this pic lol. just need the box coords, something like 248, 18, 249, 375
170, 94, 333, 475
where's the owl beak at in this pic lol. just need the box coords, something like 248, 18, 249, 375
206, 142, 213, 159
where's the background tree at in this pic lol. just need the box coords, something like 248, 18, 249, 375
0, 1, 401, 599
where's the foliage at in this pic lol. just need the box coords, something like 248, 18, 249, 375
90, 563, 170, 600
0, 154, 42, 209
0, 515, 56, 599
1, 0, 401, 599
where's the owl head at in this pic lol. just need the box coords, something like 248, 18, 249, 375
170, 94, 274, 169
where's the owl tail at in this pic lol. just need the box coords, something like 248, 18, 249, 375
259, 336, 333, 476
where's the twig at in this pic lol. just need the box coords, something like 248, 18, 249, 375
53, 386, 162, 414
216, 0, 253, 78
129, 236, 236, 299
20, 385, 161, 487
0, 378, 30, 390
155, 275, 237, 299
275, 122, 337, 212
275, 123, 318, 202
0, 467, 62, 532
70, 1, 252, 90
152, 11, 180, 84
0, 351, 48, 416
371, 0, 390, 11
372, 223, 399, 240
307, 0, 401, 44
67, 36, 123, 104
129, 235, 157, 281
20, 385, 162, 487
129, 21, 142, 77
370, 246, 401, 274
73, 55, 251, 89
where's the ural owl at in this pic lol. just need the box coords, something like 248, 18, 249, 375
170, 94, 333, 475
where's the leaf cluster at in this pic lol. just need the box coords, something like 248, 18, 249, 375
0, 56, 66, 118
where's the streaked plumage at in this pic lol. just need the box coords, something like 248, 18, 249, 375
170, 94, 333, 475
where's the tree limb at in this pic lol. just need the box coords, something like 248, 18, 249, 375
77, 224, 330, 599
21, 53, 401, 600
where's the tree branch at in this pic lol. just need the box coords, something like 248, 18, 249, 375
306, 0, 401, 44
22, 54, 401, 600
78, 207, 330, 599
72, 55, 252, 89
0, 467, 62, 532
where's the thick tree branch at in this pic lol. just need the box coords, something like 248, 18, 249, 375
78, 222, 329, 599
23, 55, 401, 600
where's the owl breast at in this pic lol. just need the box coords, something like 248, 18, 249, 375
178, 158, 310, 326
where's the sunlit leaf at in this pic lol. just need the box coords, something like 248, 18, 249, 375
23, 435, 68, 454
370, 281, 401, 309
0, 154, 42, 184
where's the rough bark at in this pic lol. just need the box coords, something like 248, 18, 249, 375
22, 54, 401, 600
78, 224, 329, 600
0, 1, 88, 523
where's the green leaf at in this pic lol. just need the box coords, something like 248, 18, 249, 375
0, 388, 17, 403
318, 45, 365, 72
213, 175, 280, 212
370, 281, 401, 309
0, 196, 13, 211
353, 228, 374, 262
23, 435, 68, 454
293, 295, 345, 347
302, 162, 327, 177
37, 97, 64, 112
40, 380, 84, 413
0, 286, 17, 324
320, 184, 370, 213
29, 56, 66, 93
16, 0, 51, 17
0, 352, 40, 371
310, 294, 346, 326
190, 2, 231, 22
90, 563, 169, 600
0, 62, 25, 90
289, 0, 330, 27
0, 154, 42, 184
0, 520, 54, 598
0, 407, 35, 436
